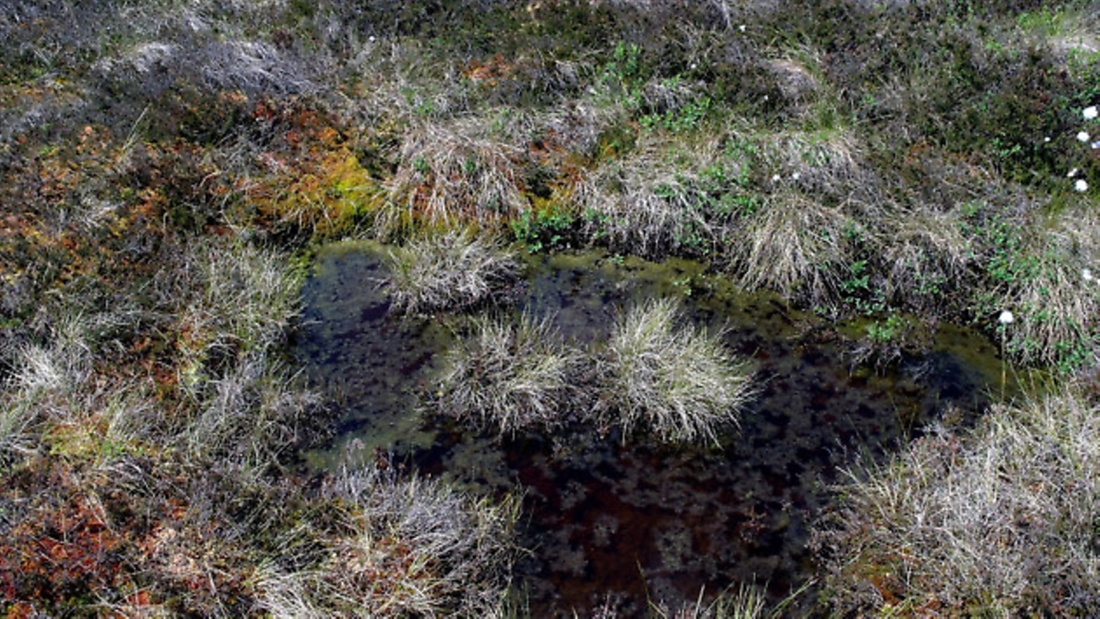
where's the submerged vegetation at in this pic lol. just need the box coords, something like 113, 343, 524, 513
1, 0, 1099, 614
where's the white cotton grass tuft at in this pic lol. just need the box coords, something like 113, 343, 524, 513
1084, 268, 1094, 282
1085, 106, 1099, 121
1076, 179, 1089, 193
1077, 131, 1091, 143
999, 310, 1015, 325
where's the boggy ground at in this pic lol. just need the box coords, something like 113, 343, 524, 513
295, 242, 1009, 615
2, 0, 1099, 616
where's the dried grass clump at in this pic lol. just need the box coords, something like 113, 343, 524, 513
765, 44, 826, 119
384, 115, 530, 229
575, 135, 739, 258
434, 313, 580, 436
881, 205, 975, 312
385, 230, 519, 315
758, 127, 880, 207
601, 298, 754, 444
172, 241, 321, 468
256, 461, 521, 618
0, 318, 91, 463
814, 389, 1100, 615
729, 192, 853, 306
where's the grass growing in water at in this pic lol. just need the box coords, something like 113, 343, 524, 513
385, 230, 520, 315
600, 298, 755, 445
433, 313, 581, 436
4, 0, 1100, 612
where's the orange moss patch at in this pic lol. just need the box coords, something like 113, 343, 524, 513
463, 54, 514, 86
247, 146, 383, 237
0, 467, 130, 609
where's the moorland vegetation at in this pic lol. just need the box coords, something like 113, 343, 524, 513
2, 0, 1099, 615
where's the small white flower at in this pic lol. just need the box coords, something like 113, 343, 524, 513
1093, 141, 1100, 150
689, 63, 697, 70
1076, 179, 1089, 192
1069, 168, 1079, 177
771, 174, 781, 182
1044, 136, 1051, 143
1084, 268, 1094, 282
368, 35, 376, 43
739, 24, 746, 32
1078, 131, 1091, 142
1085, 106, 1099, 121
791, 172, 801, 181
999, 310, 1014, 325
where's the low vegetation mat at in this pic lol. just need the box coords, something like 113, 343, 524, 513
2, 0, 1099, 614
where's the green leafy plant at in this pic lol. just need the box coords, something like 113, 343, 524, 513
511, 206, 575, 252
865, 314, 905, 345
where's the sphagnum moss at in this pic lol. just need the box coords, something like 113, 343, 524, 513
601, 297, 755, 445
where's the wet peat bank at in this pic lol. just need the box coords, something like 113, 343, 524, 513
292, 240, 1008, 617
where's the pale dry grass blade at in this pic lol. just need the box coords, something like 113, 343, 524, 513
434, 313, 580, 436
602, 298, 754, 444
385, 230, 519, 315
816, 389, 1100, 614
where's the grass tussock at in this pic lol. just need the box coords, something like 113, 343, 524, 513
385, 230, 520, 315
575, 134, 743, 259
434, 313, 581, 436
384, 115, 531, 228
255, 460, 521, 618
0, 317, 91, 464
601, 298, 754, 445
729, 192, 854, 306
758, 124, 888, 212
814, 388, 1100, 615
173, 242, 321, 468
881, 205, 976, 312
